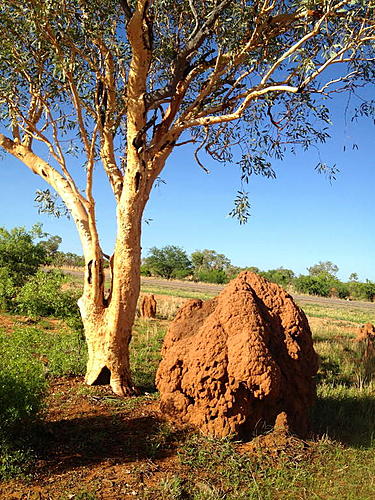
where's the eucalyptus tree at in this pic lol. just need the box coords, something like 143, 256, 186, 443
0, 1, 374, 395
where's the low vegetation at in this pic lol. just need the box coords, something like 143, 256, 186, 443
1, 225, 375, 497
5, 225, 372, 302
1, 277, 375, 498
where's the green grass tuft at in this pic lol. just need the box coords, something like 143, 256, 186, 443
130, 318, 166, 391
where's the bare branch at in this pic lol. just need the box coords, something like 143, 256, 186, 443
194, 127, 211, 174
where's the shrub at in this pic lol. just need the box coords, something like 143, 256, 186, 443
140, 264, 152, 276
143, 245, 192, 279
294, 273, 333, 297
50, 250, 85, 268
348, 281, 375, 302
259, 268, 295, 288
171, 268, 191, 280
0, 226, 49, 287
330, 281, 350, 299
0, 267, 17, 312
0, 324, 86, 479
195, 269, 228, 284
16, 270, 80, 319
0, 330, 47, 440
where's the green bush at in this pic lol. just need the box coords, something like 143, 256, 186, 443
294, 273, 333, 297
195, 269, 228, 284
330, 281, 350, 299
0, 267, 17, 312
0, 324, 86, 479
0, 330, 47, 440
171, 268, 191, 279
259, 268, 295, 288
0, 225, 49, 287
140, 264, 152, 276
143, 245, 192, 279
294, 274, 351, 299
348, 281, 375, 302
16, 270, 80, 319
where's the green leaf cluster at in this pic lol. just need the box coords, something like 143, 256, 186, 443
15, 269, 81, 319
0, 225, 49, 287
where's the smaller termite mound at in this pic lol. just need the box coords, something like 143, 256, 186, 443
156, 272, 319, 439
356, 322, 375, 342
141, 294, 157, 318
355, 323, 375, 373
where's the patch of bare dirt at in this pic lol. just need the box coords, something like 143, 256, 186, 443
239, 412, 314, 463
156, 272, 318, 439
0, 314, 63, 334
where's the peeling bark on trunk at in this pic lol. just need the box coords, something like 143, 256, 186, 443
78, 258, 138, 396
78, 153, 149, 396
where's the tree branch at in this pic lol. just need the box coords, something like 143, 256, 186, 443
0, 133, 93, 256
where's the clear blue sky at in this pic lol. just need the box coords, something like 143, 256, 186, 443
0, 92, 374, 282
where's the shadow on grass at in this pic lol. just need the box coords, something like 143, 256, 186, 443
312, 395, 375, 448
33, 412, 185, 475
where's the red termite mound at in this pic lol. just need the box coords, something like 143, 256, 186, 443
356, 322, 375, 359
141, 294, 157, 318
156, 272, 318, 439
356, 322, 375, 342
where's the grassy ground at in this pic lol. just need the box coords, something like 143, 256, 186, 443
0, 292, 374, 499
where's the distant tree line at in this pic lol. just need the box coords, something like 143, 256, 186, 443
1, 226, 373, 304
50, 251, 85, 268
141, 247, 375, 302
141, 246, 240, 284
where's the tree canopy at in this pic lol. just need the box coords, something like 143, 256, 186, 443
307, 260, 339, 276
0, 1, 374, 226
191, 249, 231, 272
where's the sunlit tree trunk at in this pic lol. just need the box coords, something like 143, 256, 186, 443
78, 154, 154, 395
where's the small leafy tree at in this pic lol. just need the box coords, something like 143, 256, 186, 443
51, 251, 85, 268
143, 246, 192, 279
348, 280, 375, 301
16, 269, 80, 319
294, 273, 333, 296
307, 261, 339, 277
191, 249, 231, 282
294, 272, 349, 298
0, 268, 16, 312
195, 268, 228, 284
0, 1, 374, 395
192, 249, 231, 271
0, 225, 49, 287
246, 266, 261, 274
